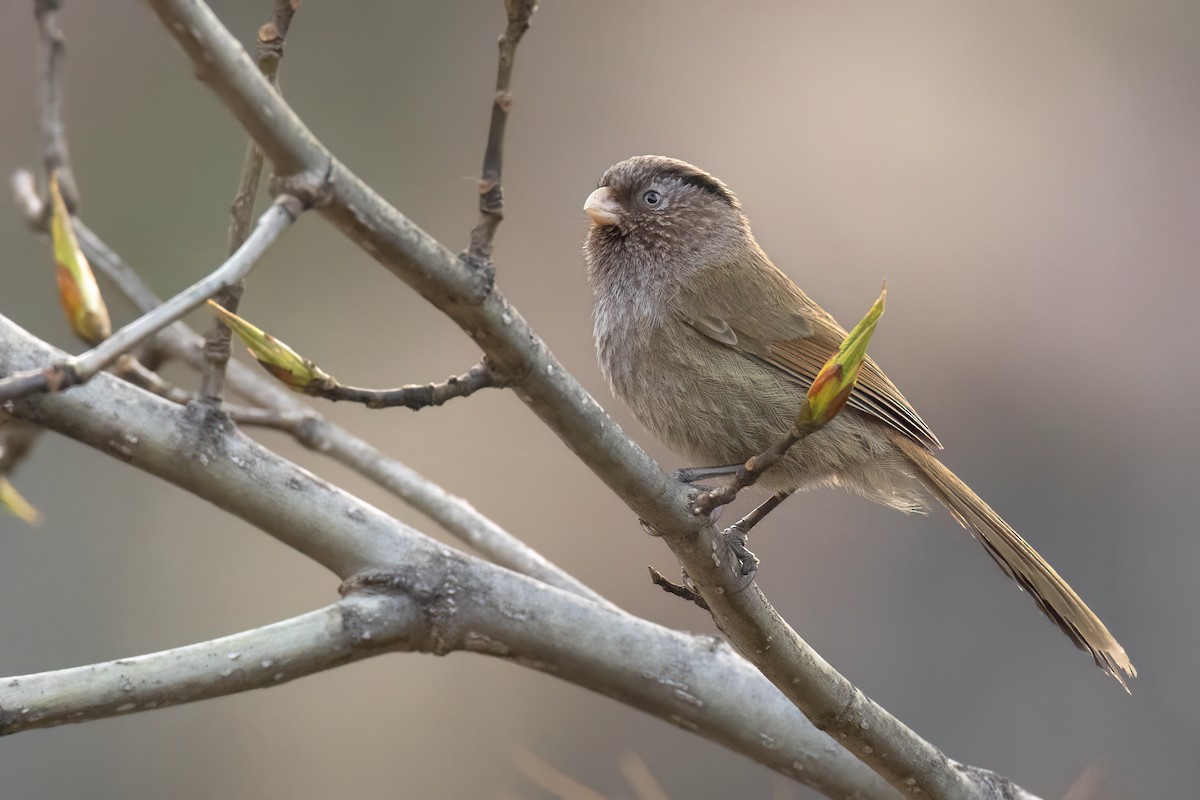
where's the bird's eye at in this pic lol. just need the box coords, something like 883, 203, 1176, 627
642, 189, 661, 207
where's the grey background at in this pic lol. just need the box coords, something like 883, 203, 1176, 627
1, 1, 1197, 798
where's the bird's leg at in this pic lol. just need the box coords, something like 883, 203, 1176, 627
676, 463, 742, 485
723, 489, 795, 586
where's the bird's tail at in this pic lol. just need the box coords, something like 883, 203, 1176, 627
894, 436, 1136, 690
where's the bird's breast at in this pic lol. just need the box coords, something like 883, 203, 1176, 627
594, 312, 802, 468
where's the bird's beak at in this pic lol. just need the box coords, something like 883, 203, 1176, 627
584, 186, 625, 226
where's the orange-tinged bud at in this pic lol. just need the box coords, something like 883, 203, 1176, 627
804, 283, 886, 427
49, 172, 110, 345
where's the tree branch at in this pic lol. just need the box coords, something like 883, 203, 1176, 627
464, 0, 537, 271
692, 416, 819, 515
7, 178, 609, 605
312, 359, 502, 409
0, 595, 414, 734
200, 0, 300, 402
0, 195, 301, 401
0, 313, 899, 800
34, 0, 78, 211
139, 3, 1041, 797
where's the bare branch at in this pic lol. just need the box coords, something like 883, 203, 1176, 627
13, 170, 167, 316
113, 355, 193, 404
2, 313, 412, 575
464, 0, 538, 271
118, 361, 306, 431
313, 360, 502, 410
692, 416, 820, 515
0, 195, 301, 401
34, 0, 78, 211
0, 595, 414, 735
0, 314, 900, 800
294, 417, 615, 606
4, 191, 609, 605
140, 3, 1042, 796
648, 567, 708, 610
143, 0, 678, 533
224, 405, 310, 432
200, 0, 301, 402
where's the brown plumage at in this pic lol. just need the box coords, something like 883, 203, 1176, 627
582, 155, 1134, 688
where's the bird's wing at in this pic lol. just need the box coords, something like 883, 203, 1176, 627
680, 264, 942, 451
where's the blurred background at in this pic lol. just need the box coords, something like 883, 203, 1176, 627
1, 1, 1198, 797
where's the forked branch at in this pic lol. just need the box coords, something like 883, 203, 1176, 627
0, 196, 302, 401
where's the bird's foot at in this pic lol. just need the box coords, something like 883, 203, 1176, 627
721, 524, 759, 591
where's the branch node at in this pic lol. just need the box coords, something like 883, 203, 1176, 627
269, 160, 334, 211
256, 0, 299, 56
42, 362, 75, 393
457, 252, 497, 299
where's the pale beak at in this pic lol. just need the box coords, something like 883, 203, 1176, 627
584, 186, 625, 226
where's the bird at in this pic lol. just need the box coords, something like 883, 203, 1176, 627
581, 154, 1135, 688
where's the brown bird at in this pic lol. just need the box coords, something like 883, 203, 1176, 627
581, 154, 1135, 688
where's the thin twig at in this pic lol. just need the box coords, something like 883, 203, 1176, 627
313, 360, 502, 410
693, 408, 817, 514
0, 196, 301, 401
13, 170, 164, 316
114, 355, 193, 404
113, 356, 322, 433
115, 355, 302, 431
648, 566, 708, 610
726, 490, 794, 537
226, 406, 312, 433
34, 0, 77, 211
200, 0, 300, 402
464, 0, 538, 272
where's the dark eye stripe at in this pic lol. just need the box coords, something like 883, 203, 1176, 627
596, 157, 740, 210
659, 166, 737, 207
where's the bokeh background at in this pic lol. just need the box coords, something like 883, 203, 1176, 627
2, 1, 1198, 798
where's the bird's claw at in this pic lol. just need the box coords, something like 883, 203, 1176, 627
722, 525, 759, 591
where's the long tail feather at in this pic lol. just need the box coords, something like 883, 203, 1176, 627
894, 436, 1135, 690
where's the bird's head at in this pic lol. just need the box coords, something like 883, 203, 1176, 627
583, 156, 752, 287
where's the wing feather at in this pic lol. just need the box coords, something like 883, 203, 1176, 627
681, 256, 942, 451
